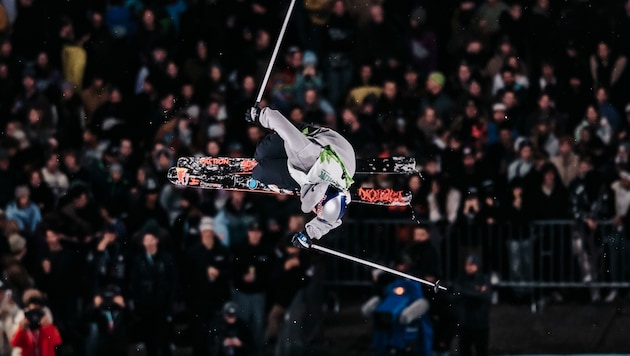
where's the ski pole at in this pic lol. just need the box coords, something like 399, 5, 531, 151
255, 0, 298, 106
310, 244, 447, 292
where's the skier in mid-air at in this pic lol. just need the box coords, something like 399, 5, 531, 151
246, 105, 356, 248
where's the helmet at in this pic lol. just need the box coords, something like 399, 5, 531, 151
315, 186, 349, 222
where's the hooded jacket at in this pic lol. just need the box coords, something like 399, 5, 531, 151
290, 127, 355, 239
258, 108, 356, 240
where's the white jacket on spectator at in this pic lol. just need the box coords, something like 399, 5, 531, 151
611, 176, 630, 218
507, 159, 533, 183
574, 117, 612, 145
0, 292, 19, 356
40, 167, 69, 199
551, 152, 579, 187
427, 188, 461, 224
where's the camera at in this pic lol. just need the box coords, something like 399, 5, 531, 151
102, 290, 116, 308
24, 308, 45, 330
222, 329, 238, 356
223, 345, 235, 356
100, 284, 122, 309
373, 296, 406, 332
466, 186, 479, 199
371, 280, 424, 354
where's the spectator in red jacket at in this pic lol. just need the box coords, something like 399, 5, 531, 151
10, 296, 62, 356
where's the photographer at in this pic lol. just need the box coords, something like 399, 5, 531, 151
453, 254, 491, 356
400, 225, 440, 289
129, 231, 177, 356
10, 296, 62, 356
231, 222, 273, 353
85, 284, 129, 356
87, 225, 128, 296
184, 217, 231, 356
210, 302, 253, 356
294, 51, 325, 108
265, 242, 312, 348
568, 156, 611, 302
36, 227, 84, 354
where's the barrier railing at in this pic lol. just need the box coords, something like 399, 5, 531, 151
321, 219, 630, 290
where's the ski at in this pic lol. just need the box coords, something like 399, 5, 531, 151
176, 156, 417, 175
167, 167, 412, 207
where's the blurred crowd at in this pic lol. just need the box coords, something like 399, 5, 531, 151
0, 0, 630, 354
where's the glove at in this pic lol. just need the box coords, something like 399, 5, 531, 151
291, 231, 312, 249
399, 299, 430, 324
245, 104, 261, 124
361, 296, 381, 316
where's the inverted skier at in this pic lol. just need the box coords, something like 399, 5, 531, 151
246, 105, 356, 249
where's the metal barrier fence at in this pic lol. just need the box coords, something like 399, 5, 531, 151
321, 219, 630, 290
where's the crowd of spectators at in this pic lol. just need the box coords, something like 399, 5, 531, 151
0, 0, 630, 354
